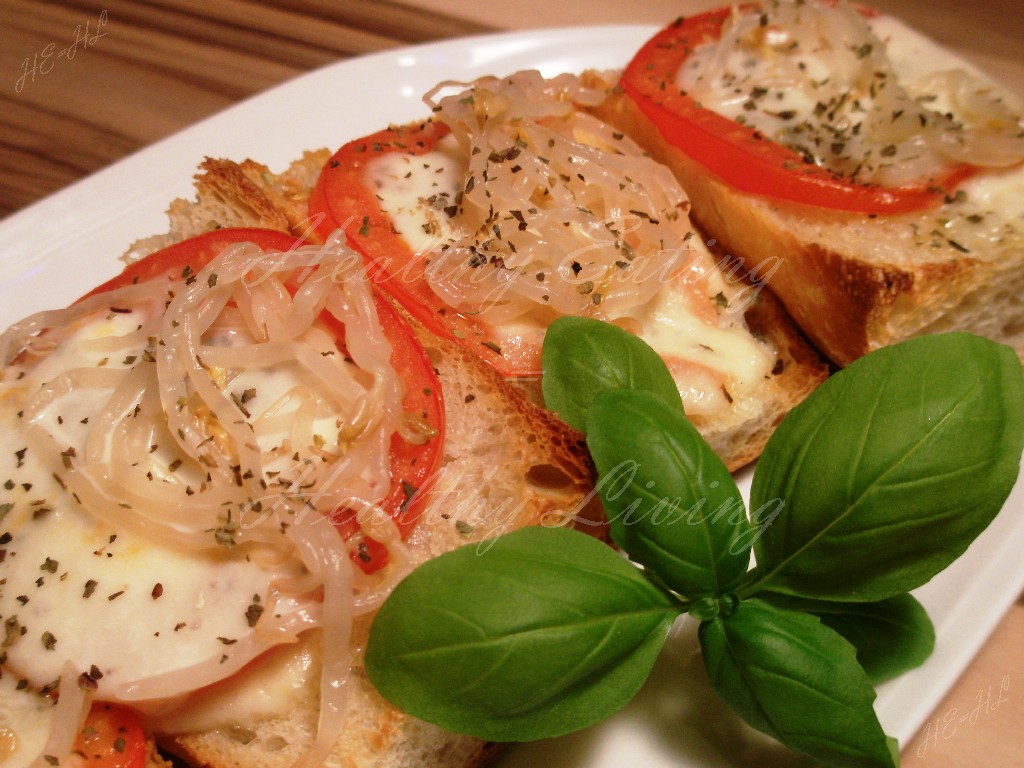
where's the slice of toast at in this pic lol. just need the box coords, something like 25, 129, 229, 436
74, 158, 596, 768
252, 106, 826, 472
583, 22, 1024, 367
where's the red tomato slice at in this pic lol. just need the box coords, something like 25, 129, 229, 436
308, 122, 543, 377
78, 228, 308, 300
76, 227, 444, 572
620, 7, 975, 214
74, 703, 147, 768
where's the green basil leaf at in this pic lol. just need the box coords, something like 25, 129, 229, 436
749, 333, 1024, 601
700, 598, 897, 768
541, 316, 682, 433
586, 388, 750, 596
365, 526, 679, 742
763, 593, 935, 684
816, 594, 935, 684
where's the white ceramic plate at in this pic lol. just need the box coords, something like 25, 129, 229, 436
1, 25, 1021, 768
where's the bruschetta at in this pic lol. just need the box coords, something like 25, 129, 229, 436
588, 1, 1024, 365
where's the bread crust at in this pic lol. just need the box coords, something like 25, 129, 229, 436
587, 75, 1024, 367
718, 287, 829, 469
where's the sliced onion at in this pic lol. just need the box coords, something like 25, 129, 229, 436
284, 510, 353, 768
414, 70, 695, 326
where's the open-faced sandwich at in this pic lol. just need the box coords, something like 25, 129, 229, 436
588, 0, 1024, 366
0, 177, 595, 768
303, 70, 827, 470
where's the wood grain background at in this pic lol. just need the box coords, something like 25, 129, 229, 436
4, 0, 1023, 219
0, 0, 494, 216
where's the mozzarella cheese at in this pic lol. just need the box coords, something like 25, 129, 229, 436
150, 634, 318, 735
0, 310, 301, 704
366, 135, 466, 256
0, 476, 277, 698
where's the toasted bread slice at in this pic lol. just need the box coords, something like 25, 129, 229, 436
118, 156, 595, 768
583, 32, 1024, 368
706, 277, 829, 469
251, 103, 826, 471
161, 326, 594, 768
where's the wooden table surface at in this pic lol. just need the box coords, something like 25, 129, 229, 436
1, 2, 1022, 766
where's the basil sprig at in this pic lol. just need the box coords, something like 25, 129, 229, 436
366, 320, 1024, 767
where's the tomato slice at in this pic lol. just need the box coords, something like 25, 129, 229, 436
78, 227, 308, 300
308, 122, 542, 377
74, 703, 147, 768
77, 227, 445, 572
620, 8, 975, 214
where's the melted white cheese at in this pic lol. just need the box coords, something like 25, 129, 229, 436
633, 275, 771, 417
962, 166, 1024, 221
150, 635, 318, 735
365, 136, 467, 255
0, 396, 280, 703
0, 309, 307, 705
